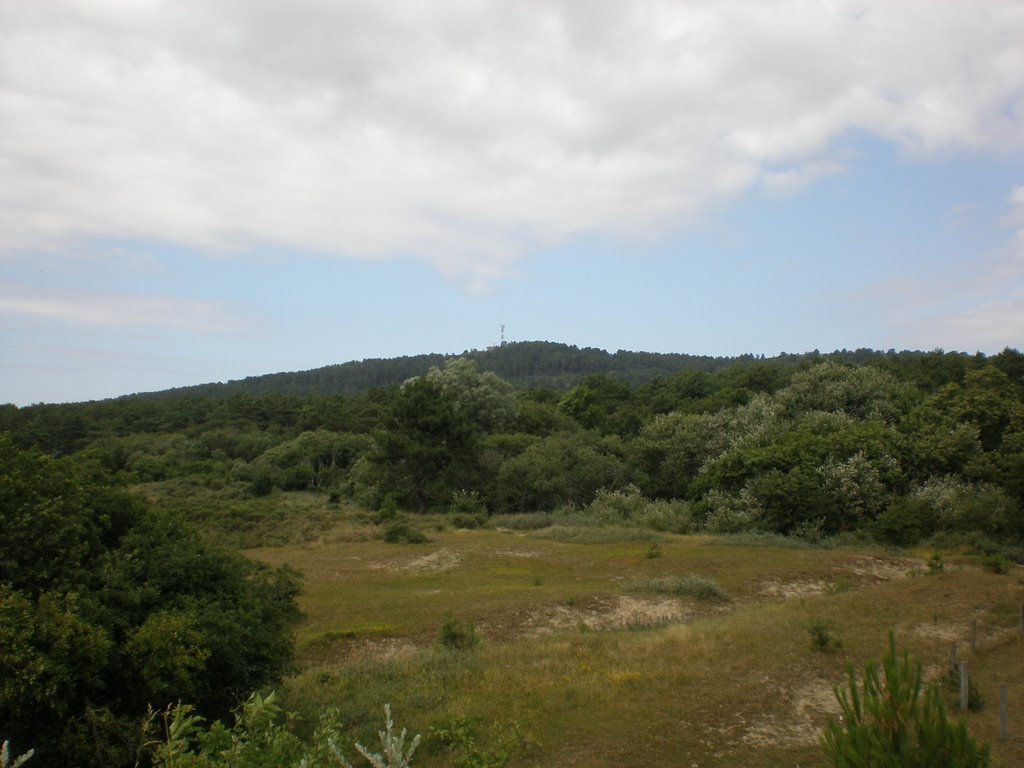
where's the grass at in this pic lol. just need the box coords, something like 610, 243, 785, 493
629, 574, 729, 603
245, 522, 1024, 768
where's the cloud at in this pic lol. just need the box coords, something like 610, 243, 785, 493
865, 185, 1024, 352
0, 283, 253, 334
1, 1, 1022, 288
913, 295, 1024, 352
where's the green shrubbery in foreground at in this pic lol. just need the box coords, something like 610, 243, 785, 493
823, 631, 989, 767
150, 693, 419, 768
7, 631, 989, 768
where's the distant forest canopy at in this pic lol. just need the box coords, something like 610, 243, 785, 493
1, 346, 1021, 534
74, 341, 1005, 400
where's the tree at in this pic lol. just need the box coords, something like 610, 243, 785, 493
0, 438, 300, 767
558, 374, 641, 435
491, 431, 628, 512
364, 377, 479, 511
424, 358, 518, 432
822, 631, 989, 767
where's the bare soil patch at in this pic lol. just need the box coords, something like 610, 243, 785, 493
519, 595, 691, 636
368, 548, 463, 573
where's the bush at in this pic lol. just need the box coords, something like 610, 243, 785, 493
150, 694, 421, 768
944, 669, 985, 713
979, 554, 1009, 575
822, 631, 990, 767
0, 440, 299, 768
808, 619, 842, 652
438, 614, 480, 651
382, 521, 428, 544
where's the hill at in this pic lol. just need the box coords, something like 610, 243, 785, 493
132, 341, 932, 400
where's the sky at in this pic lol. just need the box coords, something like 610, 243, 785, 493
1, 1, 1023, 406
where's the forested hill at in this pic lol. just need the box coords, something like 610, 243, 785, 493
135, 341, 933, 400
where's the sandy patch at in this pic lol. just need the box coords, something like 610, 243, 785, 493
910, 621, 964, 642
738, 678, 842, 749
369, 548, 462, 573
491, 548, 542, 558
757, 578, 829, 599
516, 593, 692, 638
837, 556, 921, 581
345, 637, 419, 662
521, 595, 691, 635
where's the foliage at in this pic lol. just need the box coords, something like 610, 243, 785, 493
491, 431, 628, 512
365, 377, 479, 511
448, 490, 487, 528
822, 631, 989, 767
426, 715, 525, 768
150, 694, 420, 768
425, 359, 518, 433
943, 669, 985, 713
0, 439, 299, 767
381, 521, 429, 545
438, 614, 481, 651
335, 704, 422, 768
807, 619, 842, 652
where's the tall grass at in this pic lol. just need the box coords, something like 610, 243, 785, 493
629, 574, 729, 603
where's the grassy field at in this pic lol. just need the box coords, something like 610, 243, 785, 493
247, 518, 1024, 767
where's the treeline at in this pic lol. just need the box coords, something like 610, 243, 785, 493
3, 348, 1022, 548
17, 340, 980, 402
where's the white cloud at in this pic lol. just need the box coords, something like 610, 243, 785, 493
913, 295, 1024, 352
869, 185, 1024, 352
0, 0, 1022, 288
0, 284, 253, 334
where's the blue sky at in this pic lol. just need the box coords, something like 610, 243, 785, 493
1, 2, 1023, 405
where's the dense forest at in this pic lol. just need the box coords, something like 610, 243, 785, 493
3, 343, 1023, 765
80, 341, 945, 399
3, 344, 1022, 543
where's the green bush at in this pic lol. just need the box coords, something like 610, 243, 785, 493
0, 439, 299, 768
150, 693, 420, 768
944, 669, 985, 713
822, 631, 989, 767
438, 614, 480, 651
382, 521, 429, 544
808, 619, 842, 652
979, 554, 1009, 575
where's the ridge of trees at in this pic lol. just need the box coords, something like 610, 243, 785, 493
35, 341, 984, 404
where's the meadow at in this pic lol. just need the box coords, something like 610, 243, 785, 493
246, 510, 1024, 768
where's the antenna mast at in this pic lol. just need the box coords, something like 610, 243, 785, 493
500, 324, 506, 346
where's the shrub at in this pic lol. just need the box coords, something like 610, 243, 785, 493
438, 614, 480, 651
808, 619, 842, 652
382, 521, 428, 544
336, 704, 422, 768
979, 554, 1009, 575
944, 669, 985, 713
449, 489, 486, 517
427, 715, 525, 768
150, 694, 421, 768
822, 631, 990, 767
